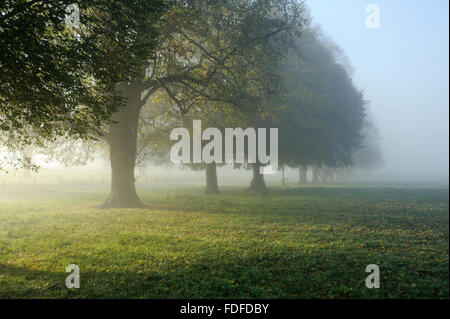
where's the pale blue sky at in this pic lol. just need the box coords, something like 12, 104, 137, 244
306, 0, 449, 182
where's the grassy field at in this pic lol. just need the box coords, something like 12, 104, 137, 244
0, 185, 448, 298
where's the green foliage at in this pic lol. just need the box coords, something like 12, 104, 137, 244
0, 1, 165, 165
125, 0, 309, 171
0, 186, 447, 298
277, 28, 366, 169
146, 0, 307, 114
352, 112, 384, 170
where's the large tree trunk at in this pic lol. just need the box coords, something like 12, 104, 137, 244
249, 163, 268, 191
205, 162, 220, 195
101, 83, 146, 208
298, 164, 307, 184
312, 165, 320, 184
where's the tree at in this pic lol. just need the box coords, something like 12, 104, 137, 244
298, 165, 308, 184
0, 1, 165, 169
351, 113, 383, 171
96, 0, 307, 207
132, 97, 226, 195
276, 27, 366, 185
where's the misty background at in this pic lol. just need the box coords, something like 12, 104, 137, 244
308, 0, 449, 183
1, 0, 448, 186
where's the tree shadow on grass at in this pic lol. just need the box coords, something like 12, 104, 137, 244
0, 253, 365, 299
1, 243, 446, 299
139, 186, 449, 225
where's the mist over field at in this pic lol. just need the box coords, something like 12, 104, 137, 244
308, 0, 449, 184
3, 1, 448, 186
0, 0, 448, 302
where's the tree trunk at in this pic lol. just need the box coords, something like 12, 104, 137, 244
281, 166, 287, 186
312, 165, 320, 184
205, 162, 220, 195
101, 83, 146, 208
321, 172, 328, 183
249, 163, 268, 191
298, 164, 307, 184
321, 167, 331, 183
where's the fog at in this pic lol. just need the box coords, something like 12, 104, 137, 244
307, 0, 449, 184
1, 0, 449, 302
1, 0, 448, 187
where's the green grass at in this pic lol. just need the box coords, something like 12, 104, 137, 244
0, 185, 448, 298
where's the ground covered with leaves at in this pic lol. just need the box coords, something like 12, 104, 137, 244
0, 185, 448, 298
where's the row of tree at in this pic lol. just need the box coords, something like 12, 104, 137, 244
140, 26, 381, 194
1, 1, 382, 208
